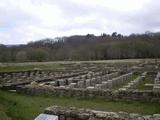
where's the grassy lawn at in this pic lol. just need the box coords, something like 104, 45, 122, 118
0, 63, 63, 72
0, 104, 11, 120
138, 75, 154, 90
0, 90, 160, 120
112, 75, 138, 90
0, 58, 159, 72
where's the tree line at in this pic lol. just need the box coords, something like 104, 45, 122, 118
0, 32, 160, 62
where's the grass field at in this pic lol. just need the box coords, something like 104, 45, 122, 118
0, 63, 63, 72
112, 75, 138, 90
138, 75, 154, 90
0, 58, 159, 72
0, 90, 160, 120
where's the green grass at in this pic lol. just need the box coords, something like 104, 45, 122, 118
0, 104, 11, 120
138, 75, 154, 90
0, 90, 160, 120
112, 75, 138, 90
0, 63, 63, 72
0, 58, 159, 72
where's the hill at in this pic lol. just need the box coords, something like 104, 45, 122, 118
0, 32, 160, 62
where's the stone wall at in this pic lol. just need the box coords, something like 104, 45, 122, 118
44, 105, 160, 120
17, 85, 160, 102
153, 72, 160, 92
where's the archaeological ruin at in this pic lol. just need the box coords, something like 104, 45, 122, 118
0, 61, 160, 120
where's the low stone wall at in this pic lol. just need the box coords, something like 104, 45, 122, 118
44, 105, 160, 120
16, 85, 160, 102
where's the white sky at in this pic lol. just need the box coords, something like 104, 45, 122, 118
0, 0, 160, 44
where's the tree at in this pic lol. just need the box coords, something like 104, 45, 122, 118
16, 51, 27, 62
0, 32, 160, 62
27, 48, 48, 62
112, 32, 117, 37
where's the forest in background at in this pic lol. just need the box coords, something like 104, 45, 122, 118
0, 32, 160, 62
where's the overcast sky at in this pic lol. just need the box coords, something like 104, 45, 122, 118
0, 0, 160, 44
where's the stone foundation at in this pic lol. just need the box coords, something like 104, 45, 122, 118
16, 85, 160, 102
44, 106, 160, 120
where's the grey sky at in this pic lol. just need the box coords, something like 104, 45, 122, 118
0, 0, 160, 44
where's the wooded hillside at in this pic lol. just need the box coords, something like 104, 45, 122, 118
0, 32, 160, 62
